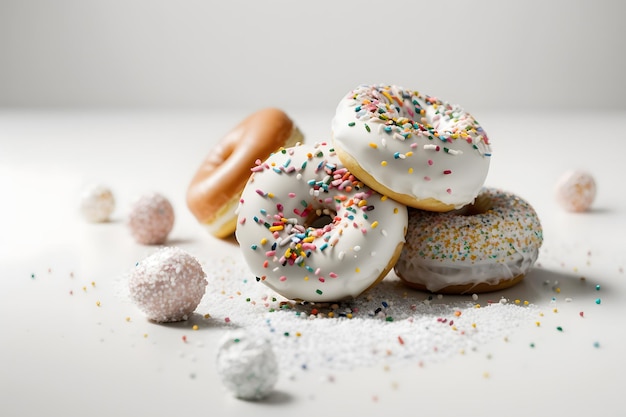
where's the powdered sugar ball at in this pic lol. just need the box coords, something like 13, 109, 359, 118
216, 330, 279, 400
128, 247, 207, 322
80, 184, 115, 222
127, 192, 175, 244
555, 170, 597, 212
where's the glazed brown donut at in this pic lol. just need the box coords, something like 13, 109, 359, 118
187, 108, 303, 238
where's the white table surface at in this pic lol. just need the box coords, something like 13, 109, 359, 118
1, 108, 625, 416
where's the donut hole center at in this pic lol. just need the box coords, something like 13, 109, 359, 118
222, 142, 237, 162
460, 194, 493, 216
210, 139, 236, 165
304, 208, 337, 229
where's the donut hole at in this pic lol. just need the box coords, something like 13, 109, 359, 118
304, 208, 337, 229
220, 141, 236, 163
208, 139, 237, 166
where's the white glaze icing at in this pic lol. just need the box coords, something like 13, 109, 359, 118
394, 188, 543, 293
235, 142, 408, 302
332, 84, 492, 209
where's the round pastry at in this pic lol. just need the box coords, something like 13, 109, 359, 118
235, 142, 408, 302
128, 247, 207, 322
332, 84, 492, 212
394, 188, 543, 294
187, 108, 304, 238
555, 170, 596, 212
216, 330, 278, 400
127, 192, 175, 245
80, 184, 115, 222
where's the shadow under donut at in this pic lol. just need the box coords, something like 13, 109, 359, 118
273, 264, 589, 322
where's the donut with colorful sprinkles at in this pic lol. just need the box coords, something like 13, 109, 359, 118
332, 84, 492, 212
235, 142, 408, 302
394, 188, 543, 294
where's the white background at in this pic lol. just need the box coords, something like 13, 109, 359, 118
2, 1, 626, 417
1, 0, 625, 112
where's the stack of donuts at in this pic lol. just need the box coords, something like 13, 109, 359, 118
187, 84, 543, 302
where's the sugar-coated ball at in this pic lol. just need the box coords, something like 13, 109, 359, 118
555, 170, 597, 212
127, 192, 175, 244
128, 247, 207, 322
216, 330, 279, 400
80, 184, 115, 222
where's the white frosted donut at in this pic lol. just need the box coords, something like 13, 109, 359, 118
332, 84, 492, 212
394, 188, 543, 294
235, 142, 408, 302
